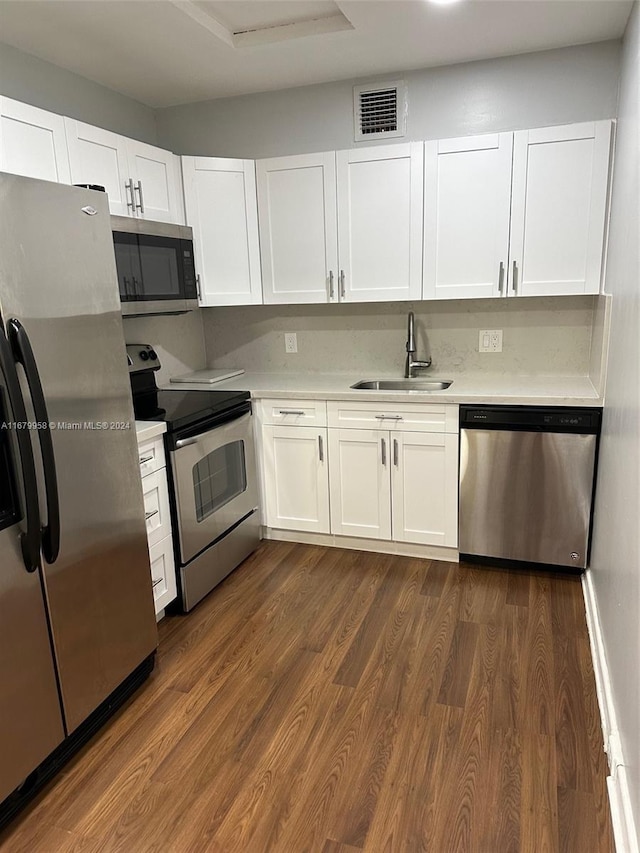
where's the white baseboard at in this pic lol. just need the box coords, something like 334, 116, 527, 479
262, 527, 459, 562
582, 569, 639, 853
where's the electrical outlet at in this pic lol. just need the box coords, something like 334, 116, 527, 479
479, 330, 503, 353
284, 332, 298, 354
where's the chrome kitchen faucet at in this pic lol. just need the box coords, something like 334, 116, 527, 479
404, 311, 432, 378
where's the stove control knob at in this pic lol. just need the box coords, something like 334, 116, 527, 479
149, 349, 158, 360
139, 350, 149, 361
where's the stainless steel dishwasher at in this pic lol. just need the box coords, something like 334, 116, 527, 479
459, 406, 601, 569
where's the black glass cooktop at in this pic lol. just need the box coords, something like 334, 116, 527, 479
133, 388, 250, 432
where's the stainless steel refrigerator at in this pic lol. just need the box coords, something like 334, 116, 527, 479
0, 173, 157, 815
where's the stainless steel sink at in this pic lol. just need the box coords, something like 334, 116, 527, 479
350, 379, 453, 391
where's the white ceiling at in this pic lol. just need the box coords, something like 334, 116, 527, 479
0, 0, 632, 108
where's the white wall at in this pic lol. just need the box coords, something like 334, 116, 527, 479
589, 3, 640, 849
0, 41, 157, 144
123, 312, 207, 386
201, 296, 597, 379
156, 41, 620, 158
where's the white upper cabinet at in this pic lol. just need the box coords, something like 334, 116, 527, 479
64, 118, 184, 223
182, 157, 262, 306
509, 121, 612, 297
257, 152, 338, 304
423, 133, 513, 300
257, 145, 422, 305
0, 97, 71, 184
336, 143, 423, 302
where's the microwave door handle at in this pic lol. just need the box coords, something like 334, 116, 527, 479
0, 322, 41, 572
8, 319, 60, 565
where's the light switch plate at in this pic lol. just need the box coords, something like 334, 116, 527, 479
479, 330, 503, 353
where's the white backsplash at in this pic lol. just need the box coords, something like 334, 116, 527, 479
123, 310, 206, 386
202, 296, 601, 379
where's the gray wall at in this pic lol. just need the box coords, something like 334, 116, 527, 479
201, 296, 597, 379
0, 41, 157, 144
122, 312, 206, 387
156, 41, 621, 158
590, 4, 640, 848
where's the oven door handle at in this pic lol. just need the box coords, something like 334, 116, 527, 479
175, 436, 200, 449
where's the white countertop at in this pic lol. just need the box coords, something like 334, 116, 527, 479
135, 420, 167, 443
162, 371, 602, 407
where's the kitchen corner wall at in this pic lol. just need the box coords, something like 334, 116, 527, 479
201, 296, 602, 380
123, 312, 207, 386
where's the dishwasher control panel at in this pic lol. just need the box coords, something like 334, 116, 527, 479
460, 405, 601, 433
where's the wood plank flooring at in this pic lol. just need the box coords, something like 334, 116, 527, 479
0, 542, 614, 852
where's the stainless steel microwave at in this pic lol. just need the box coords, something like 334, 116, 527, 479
111, 216, 199, 317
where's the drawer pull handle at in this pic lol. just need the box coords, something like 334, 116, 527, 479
152, 577, 163, 588
145, 509, 159, 521
139, 454, 154, 464
278, 410, 305, 416
374, 414, 403, 421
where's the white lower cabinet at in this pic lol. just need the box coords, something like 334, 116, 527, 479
262, 424, 330, 534
259, 398, 459, 550
136, 433, 177, 617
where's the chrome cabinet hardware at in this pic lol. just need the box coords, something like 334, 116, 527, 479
125, 178, 135, 212
393, 438, 399, 467
278, 410, 305, 416
339, 269, 345, 299
381, 437, 386, 466
329, 270, 335, 299
152, 576, 163, 587
512, 260, 519, 294
134, 180, 145, 214
139, 454, 154, 464
196, 274, 202, 300
498, 261, 505, 294
318, 435, 324, 462
374, 414, 403, 421
145, 509, 159, 521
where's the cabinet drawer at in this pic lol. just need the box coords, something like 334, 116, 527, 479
327, 401, 458, 433
137, 435, 166, 477
260, 398, 327, 427
142, 469, 172, 546
148, 536, 177, 615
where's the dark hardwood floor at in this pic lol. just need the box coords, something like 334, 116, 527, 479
0, 542, 614, 852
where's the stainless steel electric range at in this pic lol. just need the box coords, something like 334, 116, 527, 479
128, 345, 260, 611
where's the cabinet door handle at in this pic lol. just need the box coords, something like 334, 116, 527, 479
375, 414, 403, 421
498, 261, 505, 294
329, 270, 335, 299
135, 180, 145, 214
340, 269, 346, 299
381, 437, 386, 466
318, 434, 324, 462
139, 454, 154, 464
125, 178, 135, 213
196, 274, 202, 300
278, 410, 305, 416
145, 509, 159, 521
512, 260, 518, 294
393, 438, 399, 467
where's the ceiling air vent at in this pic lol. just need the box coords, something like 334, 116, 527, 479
353, 80, 407, 142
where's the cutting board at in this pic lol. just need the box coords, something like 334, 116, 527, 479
170, 368, 245, 385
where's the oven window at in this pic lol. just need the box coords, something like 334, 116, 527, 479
192, 440, 247, 522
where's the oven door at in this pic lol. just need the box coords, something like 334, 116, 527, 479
169, 411, 258, 564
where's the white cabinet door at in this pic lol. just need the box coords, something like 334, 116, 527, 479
262, 425, 330, 534
336, 143, 423, 303
257, 152, 338, 304
391, 431, 458, 547
127, 139, 184, 224
0, 97, 70, 183
328, 428, 391, 540
423, 133, 512, 300
182, 156, 262, 306
64, 118, 132, 215
509, 121, 612, 297
149, 537, 177, 616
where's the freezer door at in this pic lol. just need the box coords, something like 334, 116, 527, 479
459, 428, 597, 568
0, 173, 157, 733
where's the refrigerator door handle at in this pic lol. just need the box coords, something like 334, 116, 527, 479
8, 319, 60, 565
0, 322, 41, 572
